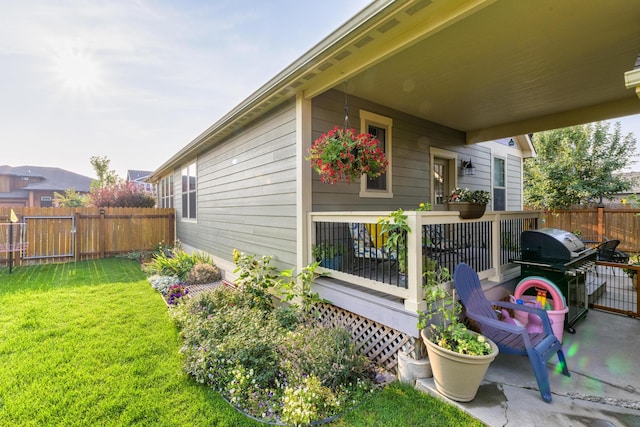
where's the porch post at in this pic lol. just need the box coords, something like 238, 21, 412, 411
295, 93, 313, 271
405, 212, 426, 312
491, 213, 501, 281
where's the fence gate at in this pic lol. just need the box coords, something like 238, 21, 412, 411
589, 262, 640, 318
23, 216, 75, 261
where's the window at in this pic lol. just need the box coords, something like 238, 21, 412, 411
40, 196, 52, 207
359, 110, 392, 198
429, 147, 457, 211
181, 162, 196, 219
159, 175, 174, 208
433, 161, 446, 205
493, 157, 506, 211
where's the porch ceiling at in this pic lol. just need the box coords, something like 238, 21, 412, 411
327, 0, 640, 143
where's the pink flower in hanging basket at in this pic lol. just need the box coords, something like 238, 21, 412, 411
306, 126, 388, 184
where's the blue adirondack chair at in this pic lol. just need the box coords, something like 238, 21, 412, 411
452, 263, 570, 403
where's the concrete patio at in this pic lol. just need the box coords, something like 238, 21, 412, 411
417, 309, 640, 426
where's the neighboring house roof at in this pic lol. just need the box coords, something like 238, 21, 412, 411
151, 0, 640, 179
127, 170, 153, 182
614, 172, 640, 195
0, 165, 93, 192
0, 190, 29, 199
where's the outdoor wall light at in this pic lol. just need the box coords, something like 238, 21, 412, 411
461, 159, 476, 176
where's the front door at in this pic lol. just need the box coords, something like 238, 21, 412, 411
433, 157, 450, 211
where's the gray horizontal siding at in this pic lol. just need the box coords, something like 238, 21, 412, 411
176, 101, 298, 270
506, 154, 522, 210
311, 89, 490, 212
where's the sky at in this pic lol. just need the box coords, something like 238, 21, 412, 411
1, 0, 640, 180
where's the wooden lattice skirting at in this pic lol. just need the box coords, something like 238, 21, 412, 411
310, 302, 425, 374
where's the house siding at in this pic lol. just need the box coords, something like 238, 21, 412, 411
176, 101, 298, 269
311, 90, 498, 212
506, 153, 522, 210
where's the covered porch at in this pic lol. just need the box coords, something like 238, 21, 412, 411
419, 308, 640, 425
308, 209, 539, 337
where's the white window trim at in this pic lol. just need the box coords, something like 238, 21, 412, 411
181, 161, 197, 222
359, 110, 393, 198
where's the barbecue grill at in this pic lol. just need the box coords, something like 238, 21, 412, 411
512, 228, 598, 332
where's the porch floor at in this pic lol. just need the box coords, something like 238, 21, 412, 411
417, 309, 640, 426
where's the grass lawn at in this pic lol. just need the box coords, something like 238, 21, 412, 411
0, 259, 483, 426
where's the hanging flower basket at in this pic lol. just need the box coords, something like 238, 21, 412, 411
307, 126, 388, 184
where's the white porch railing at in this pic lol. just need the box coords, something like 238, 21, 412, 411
308, 210, 540, 312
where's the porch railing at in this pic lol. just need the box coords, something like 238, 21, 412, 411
309, 210, 540, 311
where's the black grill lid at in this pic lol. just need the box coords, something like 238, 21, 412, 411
521, 228, 589, 262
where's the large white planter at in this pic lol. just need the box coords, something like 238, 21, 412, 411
421, 329, 498, 402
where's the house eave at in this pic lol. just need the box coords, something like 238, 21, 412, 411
150, 0, 401, 181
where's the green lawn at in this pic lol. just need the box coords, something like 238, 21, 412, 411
0, 259, 483, 426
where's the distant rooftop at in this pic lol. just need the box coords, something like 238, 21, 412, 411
0, 165, 93, 192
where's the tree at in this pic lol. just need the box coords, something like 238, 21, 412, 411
53, 188, 88, 207
524, 121, 637, 210
89, 181, 156, 208
90, 155, 120, 189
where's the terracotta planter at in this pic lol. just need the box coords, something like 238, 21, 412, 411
421, 329, 498, 402
448, 202, 486, 219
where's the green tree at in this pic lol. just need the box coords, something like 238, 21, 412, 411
90, 155, 120, 189
53, 188, 88, 207
524, 121, 637, 210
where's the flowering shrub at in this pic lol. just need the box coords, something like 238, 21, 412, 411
89, 181, 156, 208
449, 187, 491, 205
281, 375, 339, 426
307, 126, 388, 184
166, 283, 189, 305
172, 283, 379, 424
148, 274, 181, 295
416, 202, 432, 211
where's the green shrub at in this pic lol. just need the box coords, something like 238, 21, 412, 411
278, 324, 373, 389
171, 253, 379, 425
232, 249, 279, 311
144, 246, 214, 280
274, 305, 302, 331
281, 375, 339, 426
185, 262, 222, 285
176, 298, 283, 390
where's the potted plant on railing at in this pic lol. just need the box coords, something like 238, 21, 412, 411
447, 187, 491, 219
307, 126, 388, 184
417, 267, 498, 402
378, 209, 410, 281
312, 242, 344, 270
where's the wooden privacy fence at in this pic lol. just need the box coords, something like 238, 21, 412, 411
542, 207, 640, 253
0, 207, 175, 267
